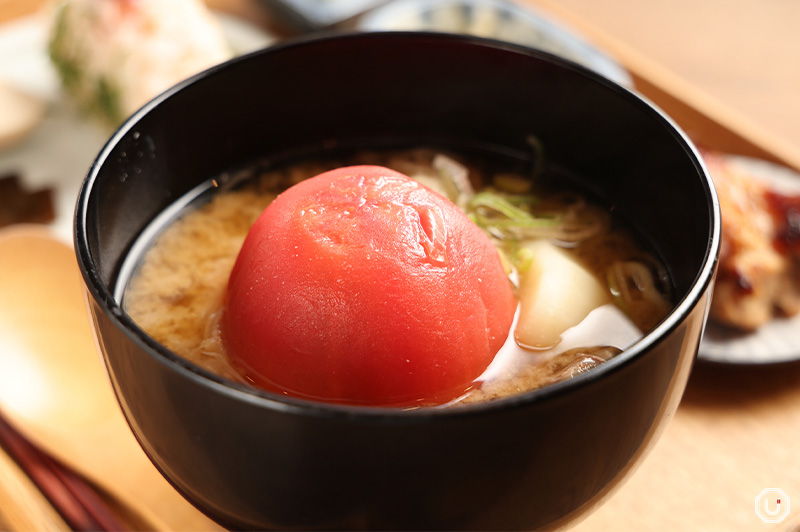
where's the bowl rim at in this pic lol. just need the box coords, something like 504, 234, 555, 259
74, 30, 721, 420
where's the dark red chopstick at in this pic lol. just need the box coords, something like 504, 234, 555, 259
0, 413, 129, 531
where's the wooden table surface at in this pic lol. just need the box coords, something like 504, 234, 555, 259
1, 1, 799, 531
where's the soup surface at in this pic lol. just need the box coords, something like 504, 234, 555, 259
122, 148, 672, 407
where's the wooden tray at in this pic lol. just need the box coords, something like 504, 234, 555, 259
528, 0, 800, 173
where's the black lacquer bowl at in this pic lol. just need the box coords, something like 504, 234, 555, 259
75, 32, 719, 531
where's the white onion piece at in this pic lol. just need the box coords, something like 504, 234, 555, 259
515, 240, 611, 349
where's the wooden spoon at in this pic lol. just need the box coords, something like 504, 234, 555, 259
0, 225, 222, 531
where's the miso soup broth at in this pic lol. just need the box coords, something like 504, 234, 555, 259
120, 148, 673, 407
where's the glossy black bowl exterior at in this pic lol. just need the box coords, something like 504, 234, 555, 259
75, 33, 719, 531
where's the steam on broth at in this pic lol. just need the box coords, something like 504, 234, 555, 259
122, 147, 673, 407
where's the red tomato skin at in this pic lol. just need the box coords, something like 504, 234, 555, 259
223, 165, 516, 406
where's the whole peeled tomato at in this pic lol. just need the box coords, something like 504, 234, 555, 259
222, 165, 516, 406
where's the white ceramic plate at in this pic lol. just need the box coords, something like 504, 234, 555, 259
265, 0, 387, 29
0, 12, 273, 244
700, 155, 800, 364
357, 0, 633, 87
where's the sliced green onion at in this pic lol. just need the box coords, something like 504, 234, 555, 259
469, 191, 547, 223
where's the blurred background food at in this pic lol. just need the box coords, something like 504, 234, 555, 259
0, 0, 271, 242
47, 0, 232, 127
0, 82, 44, 151
704, 151, 800, 332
